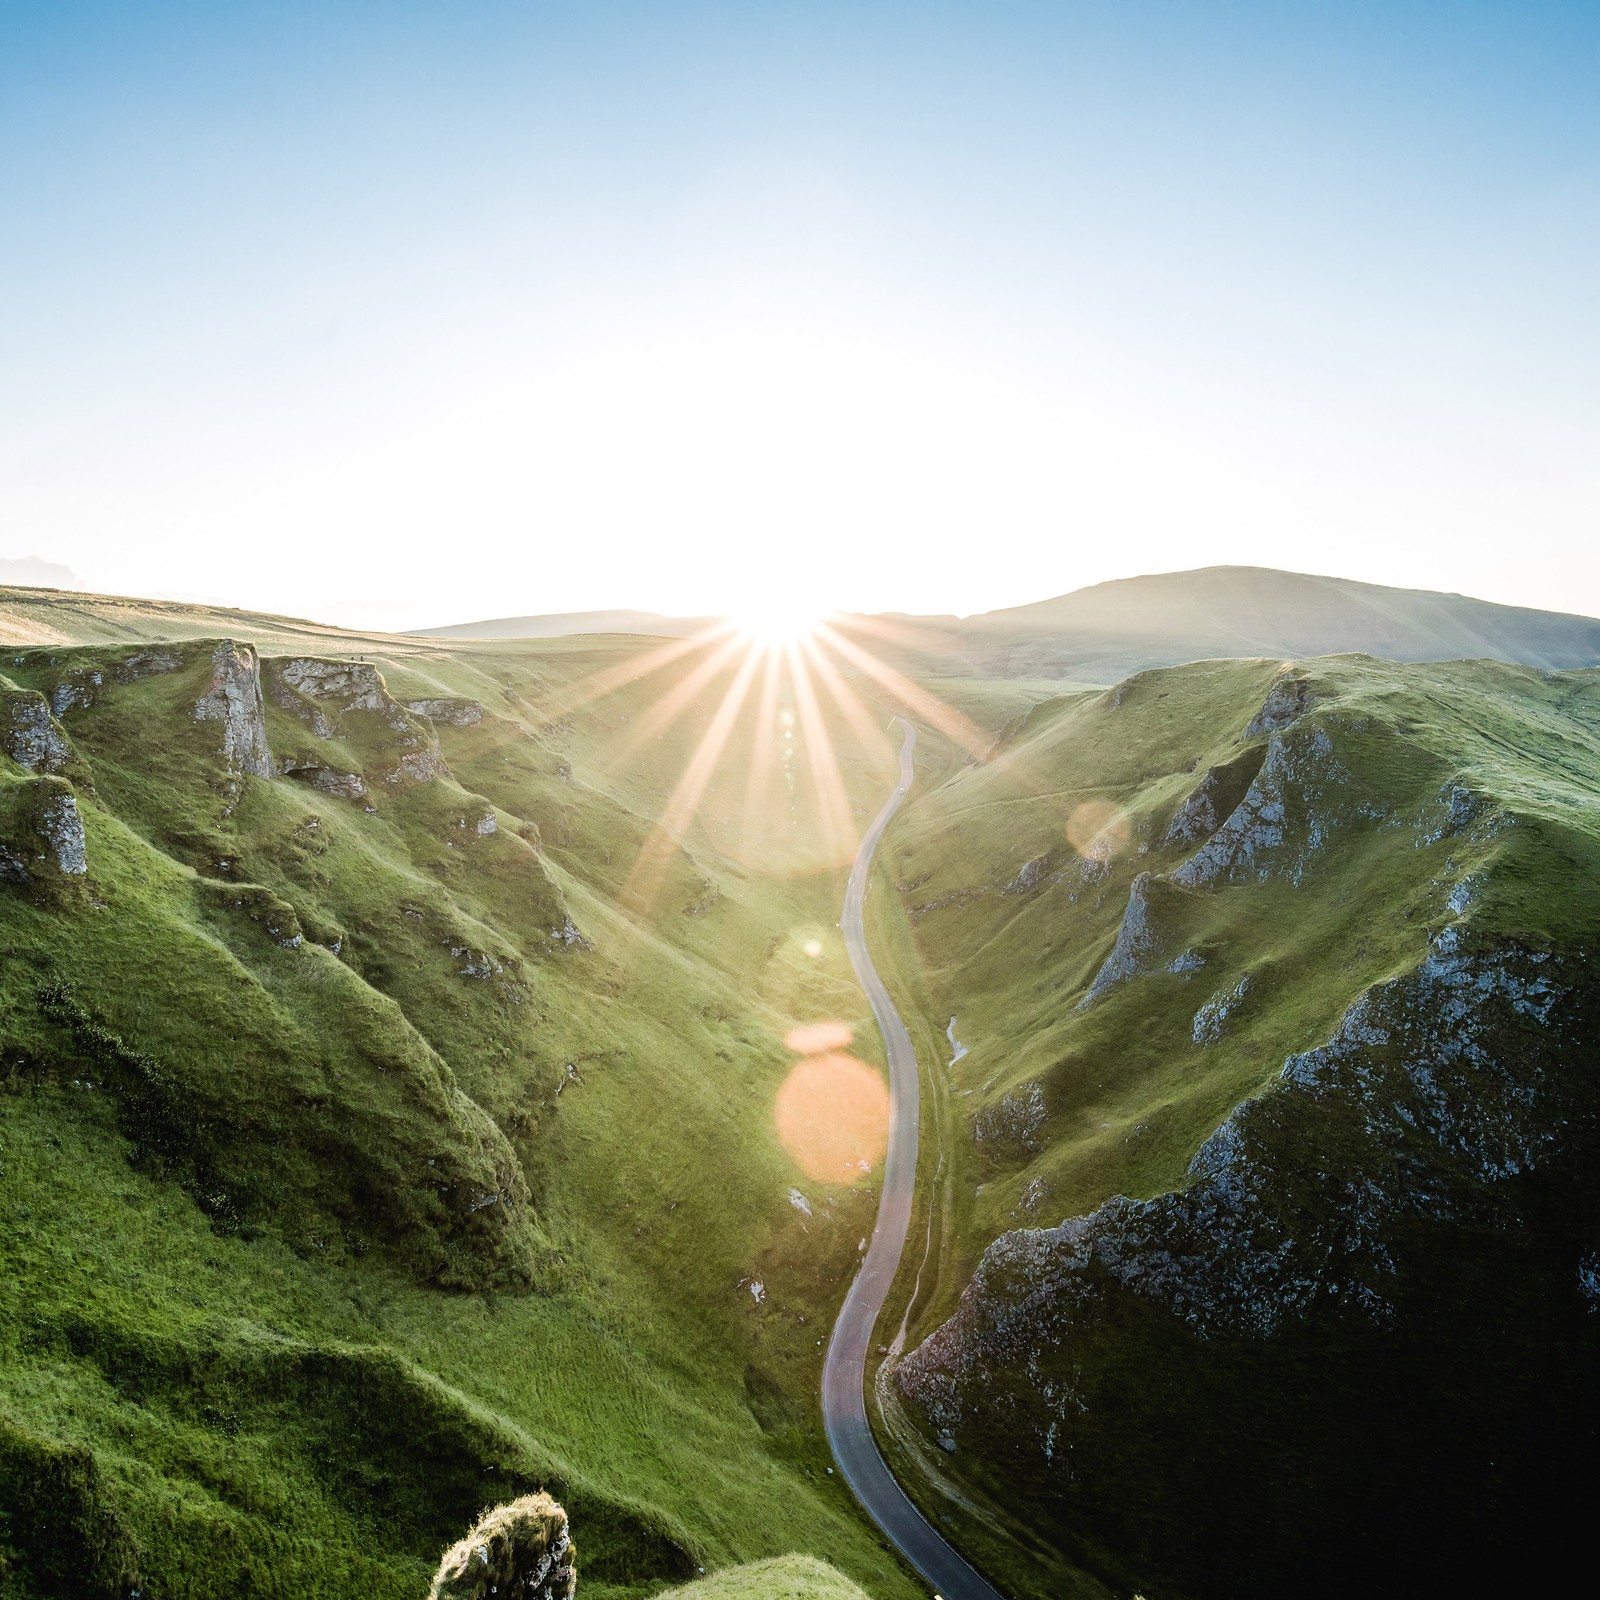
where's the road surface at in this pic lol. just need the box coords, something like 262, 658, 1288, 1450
822, 718, 1008, 1600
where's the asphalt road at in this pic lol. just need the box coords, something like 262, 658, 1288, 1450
822, 717, 1008, 1600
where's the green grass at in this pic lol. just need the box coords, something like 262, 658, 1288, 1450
869, 652, 1600, 1597
0, 596, 1050, 1600
655, 1555, 871, 1599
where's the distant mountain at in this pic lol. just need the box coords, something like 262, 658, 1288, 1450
956, 565, 1600, 679
414, 569, 1600, 681
409, 609, 713, 640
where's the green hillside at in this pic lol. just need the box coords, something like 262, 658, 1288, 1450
872, 652, 1600, 1597
956, 565, 1600, 680
0, 601, 1054, 1600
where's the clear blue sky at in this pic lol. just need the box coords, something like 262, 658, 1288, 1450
2, 1, 1596, 628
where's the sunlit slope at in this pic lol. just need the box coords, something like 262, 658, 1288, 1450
877, 653, 1600, 1598
0, 622, 1041, 1600
959, 565, 1600, 679
658, 1556, 872, 1599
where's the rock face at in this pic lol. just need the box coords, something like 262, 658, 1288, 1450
429, 1493, 575, 1600
194, 642, 273, 777
1171, 727, 1346, 889
36, 789, 87, 875
1, 689, 72, 774
896, 938, 1600, 1596
1162, 748, 1264, 848
1081, 872, 1193, 1005
406, 696, 484, 727
1245, 671, 1313, 736
1, 776, 89, 884
265, 656, 444, 786
282, 763, 367, 799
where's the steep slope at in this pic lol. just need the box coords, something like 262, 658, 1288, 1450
2, 617, 1049, 1600
876, 654, 1600, 1596
959, 566, 1600, 679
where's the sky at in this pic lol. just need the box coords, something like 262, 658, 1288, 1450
1, 0, 1596, 631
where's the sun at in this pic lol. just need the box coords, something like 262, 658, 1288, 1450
730, 598, 825, 648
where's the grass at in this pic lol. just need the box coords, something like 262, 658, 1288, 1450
0, 594, 1049, 1600
870, 652, 1600, 1596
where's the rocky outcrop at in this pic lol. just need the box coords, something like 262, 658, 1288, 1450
1193, 973, 1251, 1043
114, 647, 182, 683
49, 667, 102, 717
194, 642, 273, 777
1, 689, 72, 774
1080, 872, 1197, 1004
1245, 671, 1313, 736
1172, 727, 1347, 888
1002, 853, 1053, 894
36, 788, 87, 875
429, 1493, 575, 1600
1162, 748, 1265, 848
973, 1081, 1048, 1154
895, 937, 1600, 1594
282, 763, 367, 799
1, 775, 89, 884
265, 656, 445, 786
406, 697, 484, 727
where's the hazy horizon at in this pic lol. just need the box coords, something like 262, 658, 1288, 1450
4, 2, 1596, 632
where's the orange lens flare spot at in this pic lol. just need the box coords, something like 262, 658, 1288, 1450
1066, 799, 1130, 862
774, 1053, 889, 1185
783, 1019, 855, 1055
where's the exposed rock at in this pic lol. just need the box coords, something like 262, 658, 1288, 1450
1245, 672, 1313, 736
1193, 973, 1252, 1043
405, 696, 484, 727
114, 647, 183, 683
550, 917, 592, 951
194, 642, 273, 777
1167, 948, 1207, 975
1172, 727, 1347, 889
973, 1081, 1047, 1154
899, 943, 1589, 1448
1003, 853, 1053, 894
49, 667, 102, 716
1080, 872, 1182, 1005
283, 763, 367, 800
37, 789, 87, 875
273, 657, 389, 713
428, 1492, 575, 1600
1162, 748, 1265, 848
388, 739, 445, 784
1, 690, 72, 774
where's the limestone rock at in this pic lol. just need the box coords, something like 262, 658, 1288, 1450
429, 1493, 575, 1600
282, 763, 367, 800
1080, 872, 1181, 1005
194, 642, 273, 777
405, 696, 484, 727
37, 789, 87, 875
1245, 672, 1313, 737
1, 690, 72, 774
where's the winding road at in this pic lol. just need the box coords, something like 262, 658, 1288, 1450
822, 718, 1008, 1600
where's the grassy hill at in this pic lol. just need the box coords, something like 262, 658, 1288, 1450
403, 566, 1600, 687
7, 577, 1597, 1598
0, 590, 1060, 1599
955, 565, 1600, 680
870, 651, 1600, 1597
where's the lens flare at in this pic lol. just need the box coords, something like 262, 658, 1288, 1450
783, 1020, 855, 1055
1066, 798, 1130, 861
774, 1053, 889, 1184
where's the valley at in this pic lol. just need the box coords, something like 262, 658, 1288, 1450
2, 578, 1597, 1599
